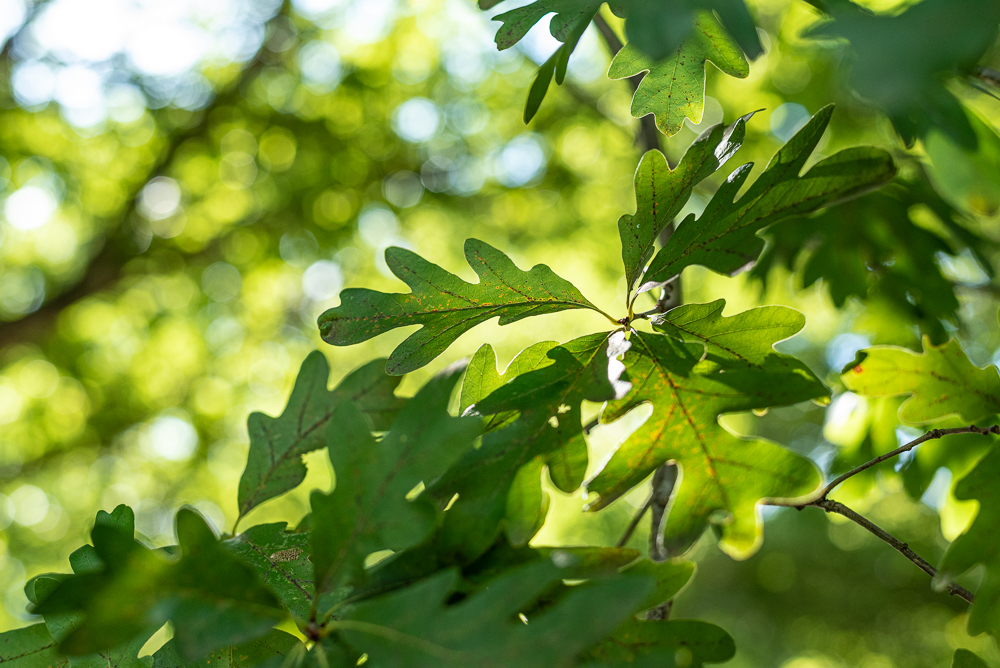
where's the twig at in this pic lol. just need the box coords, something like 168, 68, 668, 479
616, 495, 652, 548
764, 424, 1000, 605
813, 499, 974, 604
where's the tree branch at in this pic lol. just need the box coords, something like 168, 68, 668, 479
763, 424, 1000, 605
812, 498, 974, 604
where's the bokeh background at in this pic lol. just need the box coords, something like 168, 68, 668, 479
1, 0, 999, 666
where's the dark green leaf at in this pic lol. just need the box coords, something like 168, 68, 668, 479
953, 648, 989, 668
432, 332, 629, 559
0, 624, 68, 668
311, 362, 480, 593
587, 303, 827, 558
460, 341, 558, 433
35, 509, 284, 661
151, 630, 302, 668
617, 118, 748, 297
609, 13, 749, 137
224, 523, 313, 624
640, 105, 896, 292
238, 352, 405, 520
318, 239, 606, 375
621, 0, 761, 62
491, 0, 600, 51
578, 619, 735, 667
336, 562, 654, 666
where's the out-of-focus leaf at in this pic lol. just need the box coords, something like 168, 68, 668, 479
337, 562, 654, 666
577, 619, 735, 667
311, 362, 480, 593
587, 304, 827, 558
952, 648, 989, 668
619, 558, 695, 611
752, 176, 987, 342
940, 445, 1000, 640
617, 118, 748, 297
609, 13, 748, 137
432, 332, 629, 559
237, 353, 406, 520
808, 0, 1000, 148
621, 0, 761, 63
843, 337, 1000, 424
318, 239, 605, 375
0, 624, 68, 668
925, 110, 1000, 217
461, 341, 559, 432
223, 523, 313, 624
151, 630, 301, 668
639, 105, 896, 292
35, 508, 284, 661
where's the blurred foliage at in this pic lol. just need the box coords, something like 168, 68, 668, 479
0, 0, 998, 665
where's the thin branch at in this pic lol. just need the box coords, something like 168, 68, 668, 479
616, 496, 652, 548
763, 424, 1000, 606
813, 498, 975, 604
816, 425, 1000, 501
974, 66, 1000, 87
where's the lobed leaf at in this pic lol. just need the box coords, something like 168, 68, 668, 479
318, 239, 605, 375
609, 12, 749, 137
621, 0, 761, 63
0, 624, 67, 668
843, 337, 1000, 424
461, 341, 559, 433
617, 117, 748, 297
432, 332, 630, 559
639, 105, 896, 292
578, 619, 735, 667
237, 352, 405, 520
223, 523, 313, 624
587, 303, 827, 558
311, 362, 481, 593
151, 630, 301, 668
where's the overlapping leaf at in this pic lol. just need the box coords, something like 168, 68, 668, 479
152, 631, 301, 668
953, 649, 989, 668
339, 562, 653, 667
237, 352, 406, 520
223, 523, 313, 624
311, 362, 481, 593
621, 0, 761, 63
318, 239, 605, 375
808, 0, 1000, 148
0, 624, 67, 668
587, 303, 827, 558
578, 620, 735, 667
34, 507, 284, 661
461, 341, 559, 432
639, 105, 896, 292
432, 332, 630, 559
617, 118, 748, 298
843, 337, 1000, 424
609, 12, 749, 137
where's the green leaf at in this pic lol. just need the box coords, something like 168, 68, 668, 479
621, 0, 761, 63
460, 341, 559, 432
237, 352, 406, 520
940, 445, 1000, 640
336, 562, 655, 666
808, 0, 1000, 148
318, 239, 607, 375
311, 362, 481, 593
587, 304, 827, 558
491, 0, 600, 51
151, 630, 302, 668
224, 523, 313, 624
843, 337, 1000, 424
609, 13, 749, 137
577, 619, 735, 667
619, 558, 695, 611
953, 649, 989, 668
0, 624, 68, 668
432, 332, 629, 559
34, 508, 284, 661
639, 105, 896, 292
617, 118, 748, 296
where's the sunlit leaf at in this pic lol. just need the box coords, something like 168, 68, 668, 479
609, 13, 749, 137
461, 341, 559, 433
639, 105, 896, 292
318, 239, 607, 375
